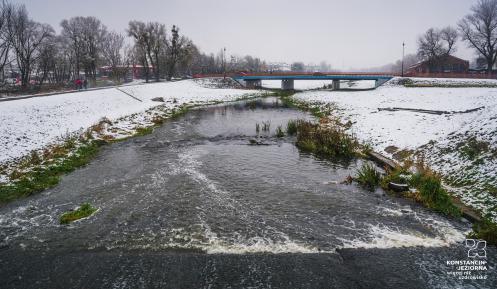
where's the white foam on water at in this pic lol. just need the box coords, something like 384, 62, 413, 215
203, 238, 321, 254
339, 221, 466, 249
199, 220, 326, 254
377, 206, 405, 217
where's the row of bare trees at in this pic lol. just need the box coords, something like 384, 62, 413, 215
0, 0, 273, 90
127, 21, 194, 82
418, 0, 497, 73
0, 1, 133, 89
0, 2, 53, 88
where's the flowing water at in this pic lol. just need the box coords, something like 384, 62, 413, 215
0, 98, 495, 288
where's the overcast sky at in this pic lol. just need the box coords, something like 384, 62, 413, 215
14, 0, 477, 69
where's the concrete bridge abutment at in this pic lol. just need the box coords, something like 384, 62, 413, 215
281, 79, 294, 90
332, 79, 341, 90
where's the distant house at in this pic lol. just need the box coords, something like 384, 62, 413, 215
407, 55, 469, 74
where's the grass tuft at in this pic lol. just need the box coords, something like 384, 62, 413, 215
262, 121, 271, 132
60, 203, 97, 224
356, 163, 382, 192
134, 126, 153, 136
171, 106, 189, 119
275, 125, 285, 138
286, 120, 298, 135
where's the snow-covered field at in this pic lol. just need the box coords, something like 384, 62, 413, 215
0, 80, 263, 166
402, 77, 497, 87
293, 77, 497, 221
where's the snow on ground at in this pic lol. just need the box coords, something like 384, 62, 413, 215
261, 80, 375, 90
398, 77, 497, 86
294, 85, 497, 150
293, 78, 497, 221
0, 80, 263, 165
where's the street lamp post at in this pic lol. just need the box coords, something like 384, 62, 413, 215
401, 42, 405, 77
223, 47, 226, 80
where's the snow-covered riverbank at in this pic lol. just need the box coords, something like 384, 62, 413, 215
293, 78, 497, 222
0, 79, 264, 182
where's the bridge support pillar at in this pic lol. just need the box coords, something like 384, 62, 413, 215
244, 79, 262, 89
281, 79, 294, 90
332, 79, 340, 90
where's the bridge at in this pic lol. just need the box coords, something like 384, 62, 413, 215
230, 73, 395, 90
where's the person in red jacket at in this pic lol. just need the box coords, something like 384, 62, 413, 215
74, 79, 82, 90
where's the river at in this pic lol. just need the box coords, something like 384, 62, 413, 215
0, 97, 494, 288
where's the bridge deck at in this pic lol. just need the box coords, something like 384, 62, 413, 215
232, 74, 393, 81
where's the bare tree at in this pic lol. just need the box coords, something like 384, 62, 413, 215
102, 31, 127, 82
166, 25, 191, 80
61, 16, 107, 83
7, 4, 53, 88
175, 38, 194, 76
50, 36, 74, 84
147, 22, 166, 81
417, 27, 457, 70
0, 0, 14, 82
60, 18, 83, 79
128, 21, 152, 82
35, 39, 55, 86
459, 0, 497, 73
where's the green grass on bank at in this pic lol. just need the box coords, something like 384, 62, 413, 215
381, 163, 461, 217
468, 219, 497, 246
0, 141, 102, 204
60, 203, 97, 224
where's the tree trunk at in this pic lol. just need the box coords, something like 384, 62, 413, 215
487, 56, 493, 74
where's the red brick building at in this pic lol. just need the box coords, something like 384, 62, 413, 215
407, 55, 469, 74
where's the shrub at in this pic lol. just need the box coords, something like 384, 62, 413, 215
60, 203, 97, 224
294, 120, 359, 159
411, 172, 461, 217
275, 125, 285, 138
286, 120, 298, 135
356, 163, 382, 191
468, 219, 497, 246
